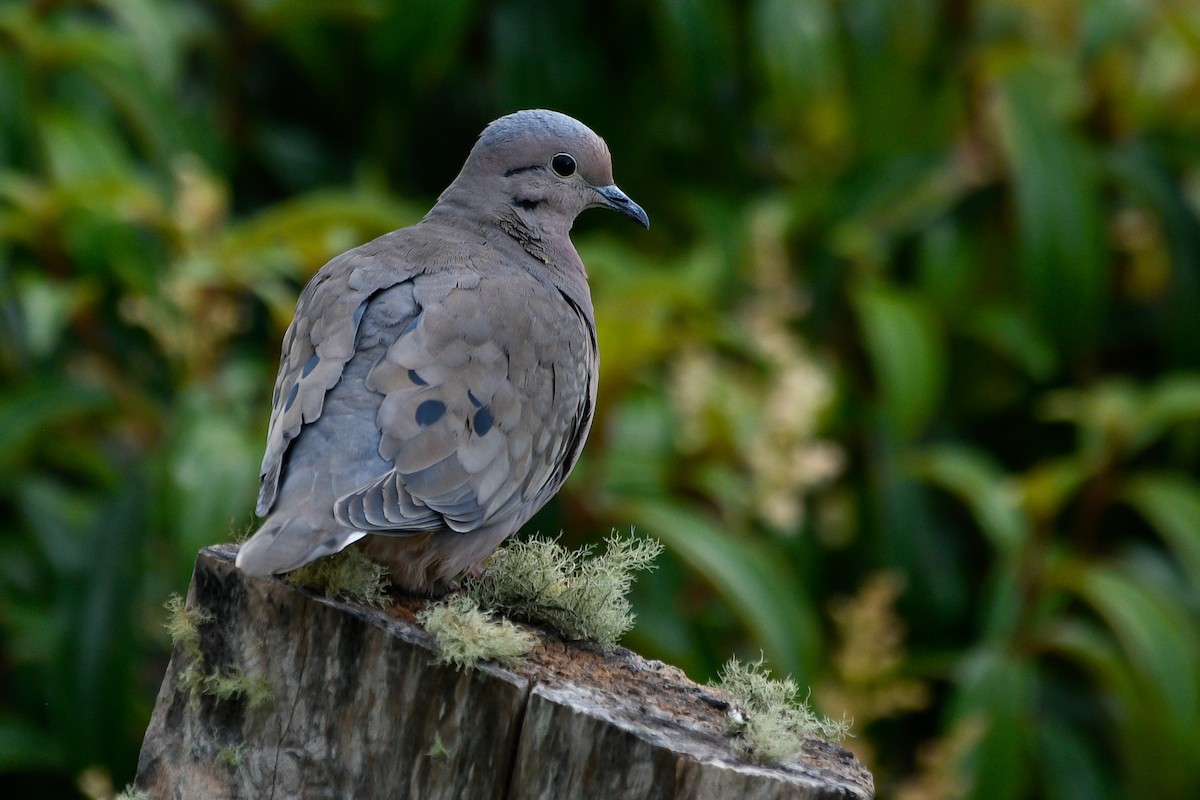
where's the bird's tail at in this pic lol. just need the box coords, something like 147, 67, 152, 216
235, 511, 365, 576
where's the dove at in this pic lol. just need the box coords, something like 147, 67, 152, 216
235, 109, 648, 594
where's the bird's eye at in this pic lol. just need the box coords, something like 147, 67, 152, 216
551, 153, 577, 177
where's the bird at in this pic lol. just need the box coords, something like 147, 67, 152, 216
235, 109, 649, 594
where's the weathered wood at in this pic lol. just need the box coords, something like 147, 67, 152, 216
135, 545, 873, 799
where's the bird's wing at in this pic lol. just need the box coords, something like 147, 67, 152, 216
333, 268, 596, 535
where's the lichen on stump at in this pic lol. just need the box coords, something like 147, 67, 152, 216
135, 545, 874, 800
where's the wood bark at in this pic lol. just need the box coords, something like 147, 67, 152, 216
135, 545, 874, 800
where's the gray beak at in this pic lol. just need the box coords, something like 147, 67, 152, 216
595, 184, 650, 229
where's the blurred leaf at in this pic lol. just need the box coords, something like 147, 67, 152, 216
0, 716, 64, 773
0, 382, 111, 475
158, 386, 259, 581
998, 66, 1106, 358
964, 306, 1058, 382
36, 110, 132, 185
1139, 373, 1200, 441
598, 394, 673, 498
853, 285, 946, 438
910, 444, 1029, 556
952, 649, 1035, 800
1044, 584, 1200, 798
97, 0, 183, 88
1019, 456, 1092, 523
1058, 560, 1200, 736
1107, 141, 1200, 367
625, 499, 820, 677
369, 0, 474, 85
1121, 472, 1200, 589
1037, 719, 1117, 800
11, 274, 92, 359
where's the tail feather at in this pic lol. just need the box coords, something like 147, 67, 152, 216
236, 511, 365, 576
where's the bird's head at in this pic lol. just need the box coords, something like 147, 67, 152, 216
441, 109, 649, 234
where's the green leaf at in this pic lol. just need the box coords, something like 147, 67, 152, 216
998, 66, 1106, 357
964, 306, 1058, 381
0, 715, 64, 773
1061, 562, 1200, 735
0, 381, 112, 474
625, 499, 820, 677
909, 444, 1029, 556
1038, 719, 1117, 800
1044, 598, 1200, 797
1139, 373, 1200, 442
36, 110, 132, 185
951, 648, 1035, 800
1121, 472, 1200, 589
96, 0, 183, 88
853, 285, 946, 438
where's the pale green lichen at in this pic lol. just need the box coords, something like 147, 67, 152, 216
164, 593, 215, 698
216, 743, 247, 769
713, 656, 852, 763
163, 593, 273, 710
114, 787, 150, 800
200, 666, 274, 710
164, 592, 213, 661
285, 546, 391, 606
464, 532, 663, 647
426, 733, 452, 759
418, 595, 538, 669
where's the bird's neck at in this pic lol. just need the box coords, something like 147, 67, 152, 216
424, 189, 584, 280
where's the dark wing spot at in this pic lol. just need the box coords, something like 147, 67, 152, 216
302, 353, 319, 378
467, 390, 483, 409
512, 197, 541, 211
473, 406, 494, 437
408, 369, 428, 386
416, 399, 447, 426
284, 382, 299, 412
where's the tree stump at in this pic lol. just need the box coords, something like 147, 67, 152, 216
135, 545, 874, 799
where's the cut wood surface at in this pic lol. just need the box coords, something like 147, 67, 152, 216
135, 545, 874, 800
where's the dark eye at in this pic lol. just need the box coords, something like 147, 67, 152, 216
551, 153, 577, 177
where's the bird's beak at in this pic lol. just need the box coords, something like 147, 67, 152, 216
594, 184, 650, 229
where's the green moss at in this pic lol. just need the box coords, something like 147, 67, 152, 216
418, 595, 538, 669
285, 546, 391, 606
713, 656, 851, 763
464, 531, 662, 647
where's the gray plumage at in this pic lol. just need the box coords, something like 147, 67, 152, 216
235, 110, 648, 593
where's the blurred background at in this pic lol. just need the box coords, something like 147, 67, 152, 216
3, 0, 1200, 797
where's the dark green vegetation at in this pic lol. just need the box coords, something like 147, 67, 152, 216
3, 2, 1200, 798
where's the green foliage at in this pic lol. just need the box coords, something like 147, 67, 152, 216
284, 546, 391, 607
417, 595, 538, 670
465, 533, 663, 647
3, 2, 1200, 798
713, 656, 850, 763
